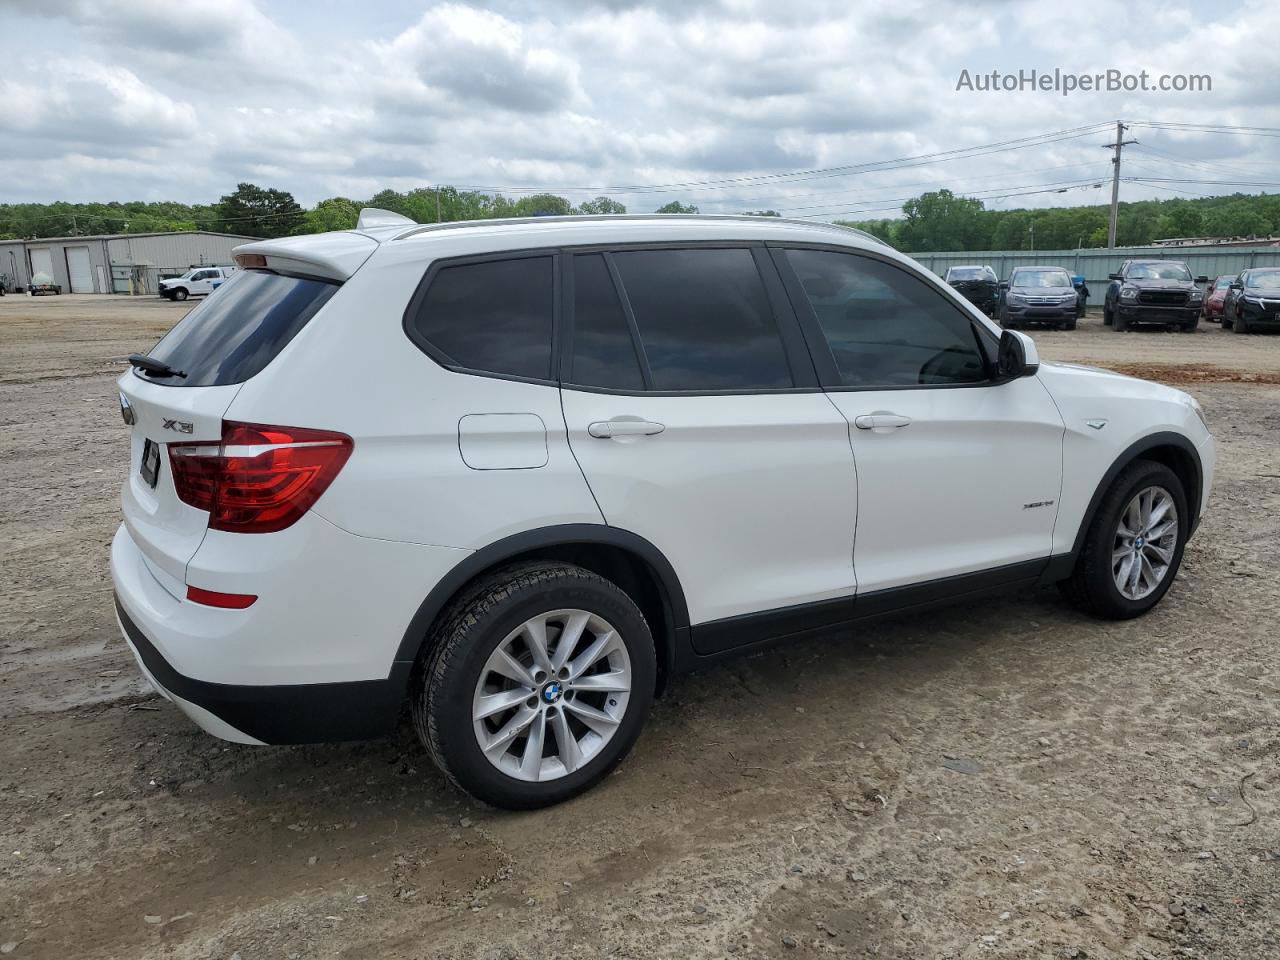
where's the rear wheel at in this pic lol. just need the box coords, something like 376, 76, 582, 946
413, 561, 656, 809
1059, 460, 1188, 620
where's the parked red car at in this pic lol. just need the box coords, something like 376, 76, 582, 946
1203, 274, 1236, 322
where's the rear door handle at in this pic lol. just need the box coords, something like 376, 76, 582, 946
854, 413, 912, 431
587, 418, 666, 439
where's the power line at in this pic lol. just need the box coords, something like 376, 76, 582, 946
774, 175, 1109, 217
795, 180, 1108, 220
446, 122, 1117, 196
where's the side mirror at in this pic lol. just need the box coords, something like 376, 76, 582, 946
1195, 275, 1209, 284
1108, 272, 1123, 281
1230, 282, 1243, 290
996, 329, 1039, 382
998, 281, 1009, 290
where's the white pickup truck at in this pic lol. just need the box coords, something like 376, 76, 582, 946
158, 266, 237, 301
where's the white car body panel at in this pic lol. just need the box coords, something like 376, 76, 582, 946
562, 389, 857, 624
1035, 360, 1213, 555
825, 375, 1064, 593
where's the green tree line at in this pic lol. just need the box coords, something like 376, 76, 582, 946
839, 188, 1280, 252
2, 182, 1276, 249
0, 185, 715, 240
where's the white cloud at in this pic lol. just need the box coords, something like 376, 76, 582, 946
0, 0, 1276, 217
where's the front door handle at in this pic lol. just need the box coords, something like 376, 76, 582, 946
854, 413, 912, 431
588, 418, 666, 439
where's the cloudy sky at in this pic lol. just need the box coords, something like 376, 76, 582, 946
2, 0, 1278, 219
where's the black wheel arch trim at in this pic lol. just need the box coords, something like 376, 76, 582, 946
391, 523, 691, 685
1040, 430, 1203, 584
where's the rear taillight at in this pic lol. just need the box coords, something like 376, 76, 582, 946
169, 421, 353, 534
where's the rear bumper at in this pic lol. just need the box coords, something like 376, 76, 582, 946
109, 514, 470, 744
114, 596, 408, 744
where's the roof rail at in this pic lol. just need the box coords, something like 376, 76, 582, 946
389, 213, 891, 246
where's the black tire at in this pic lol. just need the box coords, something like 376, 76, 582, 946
173, 287, 189, 301
1103, 305, 1114, 326
1233, 312, 1250, 334
1114, 309, 1128, 331
1063, 317, 1077, 331
1180, 316, 1199, 333
413, 561, 656, 809
1058, 460, 1189, 620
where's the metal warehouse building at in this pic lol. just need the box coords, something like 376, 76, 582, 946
0, 231, 256, 295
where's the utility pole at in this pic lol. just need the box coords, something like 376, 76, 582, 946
1103, 121, 1137, 248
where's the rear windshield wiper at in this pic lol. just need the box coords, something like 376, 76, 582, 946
127, 354, 187, 379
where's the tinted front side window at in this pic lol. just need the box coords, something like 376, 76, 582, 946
410, 256, 553, 380
611, 248, 792, 390
144, 269, 337, 387
570, 254, 644, 390
786, 249, 987, 388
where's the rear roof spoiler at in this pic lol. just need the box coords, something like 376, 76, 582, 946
233, 231, 379, 282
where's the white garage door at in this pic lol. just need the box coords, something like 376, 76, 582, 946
66, 246, 93, 293
29, 247, 54, 282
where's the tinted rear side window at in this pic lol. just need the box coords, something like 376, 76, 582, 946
144, 270, 337, 387
408, 256, 553, 380
611, 248, 792, 390
569, 254, 644, 390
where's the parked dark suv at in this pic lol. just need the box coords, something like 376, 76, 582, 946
1223, 267, 1280, 334
944, 265, 1000, 316
1103, 260, 1207, 332
998, 266, 1079, 330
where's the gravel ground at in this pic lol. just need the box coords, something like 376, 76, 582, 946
1, 295, 1278, 960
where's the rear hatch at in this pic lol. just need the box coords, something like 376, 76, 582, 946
119, 265, 345, 595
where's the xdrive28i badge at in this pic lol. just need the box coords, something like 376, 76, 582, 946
162, 418, 194, 434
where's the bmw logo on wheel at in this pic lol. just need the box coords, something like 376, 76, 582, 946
542, 682, 562, 704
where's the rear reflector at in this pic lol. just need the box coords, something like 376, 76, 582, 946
187, 586, 258, 609
169, 421, 353, 534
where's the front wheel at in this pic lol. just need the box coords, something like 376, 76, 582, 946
1103, 305, 1114, 326
1233, 313, 1250, 334
1180, 316, 1199, 333
172, 287, 189, 301
1059, 460, 1188, 620
414, 561, 656, 809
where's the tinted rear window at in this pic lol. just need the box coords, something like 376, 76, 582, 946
407, 256, 554, 380
611, 248, 792, 390
143, 270, 337, 387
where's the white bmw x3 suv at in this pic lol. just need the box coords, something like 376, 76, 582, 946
112, 212, 1215, 808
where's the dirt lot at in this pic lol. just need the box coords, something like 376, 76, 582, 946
2, 295, 1279, 960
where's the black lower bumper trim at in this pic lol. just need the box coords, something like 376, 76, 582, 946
114, 596, 407, 744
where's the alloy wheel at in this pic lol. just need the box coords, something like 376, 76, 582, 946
1112, 485, 1179, 601
472, 609, 632, 782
